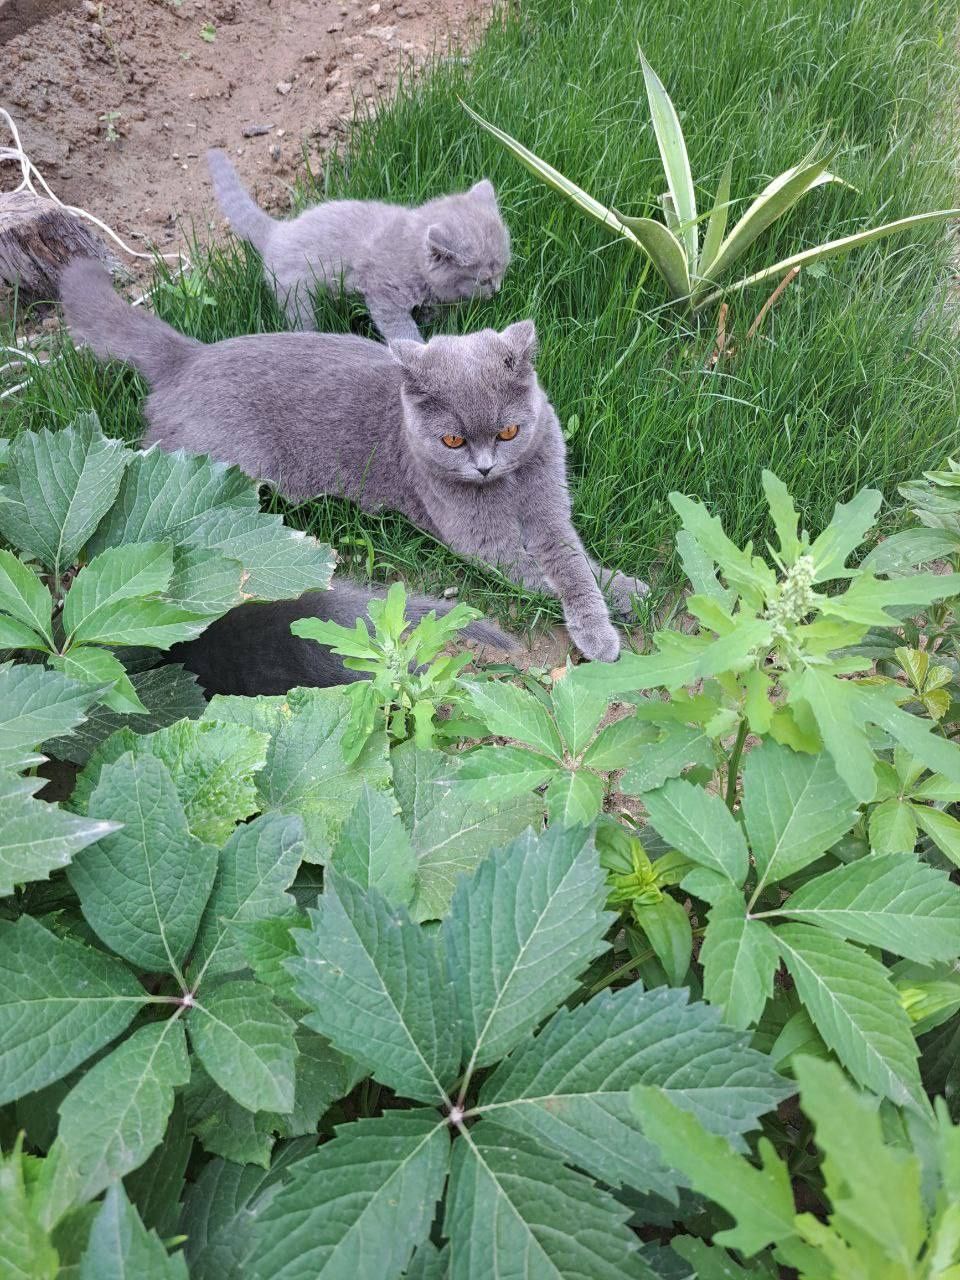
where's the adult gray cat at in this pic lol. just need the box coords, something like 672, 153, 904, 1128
207, 149, 511, 342
61, 260, 648, 661
169, 582, 516, 698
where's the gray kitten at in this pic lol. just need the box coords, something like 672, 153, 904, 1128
61, 260, 648, 662
169, 582, 516, 698
207, 149, 511, 342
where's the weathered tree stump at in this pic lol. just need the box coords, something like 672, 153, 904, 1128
0, 189, 114, 298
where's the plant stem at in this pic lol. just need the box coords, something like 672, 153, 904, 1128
725, 717, 749, 811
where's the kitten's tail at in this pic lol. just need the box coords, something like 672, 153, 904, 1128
59, 259, 200, 386
404, 591, 518, 652
207, 149, 275, 252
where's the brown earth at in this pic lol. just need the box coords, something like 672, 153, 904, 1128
1, 0, 489, 273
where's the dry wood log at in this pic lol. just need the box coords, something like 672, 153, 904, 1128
0, 189, 114, 298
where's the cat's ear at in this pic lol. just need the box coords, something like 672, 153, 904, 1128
469, 178, 498, 205
426, 224, 470, 266
499, 319, 538, 371
390, 339, 429, 383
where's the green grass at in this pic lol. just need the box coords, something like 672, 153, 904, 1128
6, 0, 960, 634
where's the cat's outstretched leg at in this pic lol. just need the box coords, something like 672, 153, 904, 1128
591, 563, 650, 617
366, 295, 424, 344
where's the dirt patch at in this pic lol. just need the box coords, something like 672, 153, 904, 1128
1, 0, 488, 276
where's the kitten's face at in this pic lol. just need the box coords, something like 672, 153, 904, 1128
421, 180, 512, 303
393, 322, 540, 487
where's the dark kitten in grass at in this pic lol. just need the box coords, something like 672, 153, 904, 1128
169, 581, 516, 697
207, 149, 511, 342
61, 260, 648, 662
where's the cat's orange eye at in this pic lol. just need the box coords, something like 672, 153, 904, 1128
441, 434, 465, 449
497, 424, 519, 441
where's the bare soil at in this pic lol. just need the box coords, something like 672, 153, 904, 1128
1, 0, 488, 270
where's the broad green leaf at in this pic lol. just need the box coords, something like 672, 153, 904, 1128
78, 1183, 188, 1280
232, 915, 308, 1010
191, 813, 305, 981
392, 740, 541, 922
631, 1087, 796, 1255
863, 527, 960, 574
700, 891, 779, 1029
854, 685, 960, 791
774, 924, 924, 1110
49, 647, 148, 715
405, 1242, 450, 1280
331, 784, 416, 907
819, 571, 960, 627
88, 446, 335, 602
70, 754, 218, 974
581, 714, 659, 770
206, 688, 390, 855
452, 745, 559, 802
0, 1135, 59, 1280
0, 662, 102, 768
669, 1237, 760, 1279
793, 1056, 926, 1266
544, 768, 604, 827
188, 979, 298, 1114
806, 488, 883, 583
477, 983, 791, 1197
669, 491, 777, 602
279, 1029, 362, 1139
124, 1101, 192, 1238
869, 797, 919, 853
699, 150, 843, 287
639, 48, 697, 271
165, 546, 245, 617
620, 724, 716, 795
643, 777, 749, 888
0, 547, 53, 646
75, 718, 268, 846
445, 824, 612, 1074
0, 769, 119, 897
248, 1112, 448, 1280
769, 1007, 831, 1073
47, 664, 206, 768
183, 1067, 279, 1168
0, 916, 148, 1105
761, 470, 803, 567
914, 805, 960, 867
742, 740, 859, 893
632, 893, 692, 986
553, 667, 610, 755
776, 853, 960, 963
179, 1141, 312, 1280
0, 613, 49, 649
0, 415, 129, 576
62, 543, 174, 642
792, 667, 876, 802
675, 529, 735, 608
288, 871, 460, 1104
696, 208, 960, 312
53, 1020, 190, 1205
461, 677, 563, 759
445, 1124, 651, 1280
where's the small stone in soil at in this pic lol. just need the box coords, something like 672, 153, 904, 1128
242, 123, 274, 136
276, 80, 293, 95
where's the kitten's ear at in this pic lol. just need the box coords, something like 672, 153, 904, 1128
426, 224, 470, 266
470, 178, 498, 205
499, 319, 538, 371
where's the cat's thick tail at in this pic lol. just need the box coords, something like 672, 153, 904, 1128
403, 591, 518, 652
207, 149, 275, 252
60, 259, 200, 386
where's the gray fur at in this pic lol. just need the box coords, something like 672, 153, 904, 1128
207, 149, 511, 342
60, 260, 649, 661
168, 581, 517, 697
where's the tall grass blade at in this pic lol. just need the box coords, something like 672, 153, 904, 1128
639, 47, 698, 271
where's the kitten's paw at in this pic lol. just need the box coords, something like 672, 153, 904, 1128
568, 614, 620, 663
607, 572, 651, 618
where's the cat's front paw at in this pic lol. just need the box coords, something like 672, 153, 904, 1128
567, 614, 620, 663
607, 572, 651, 618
